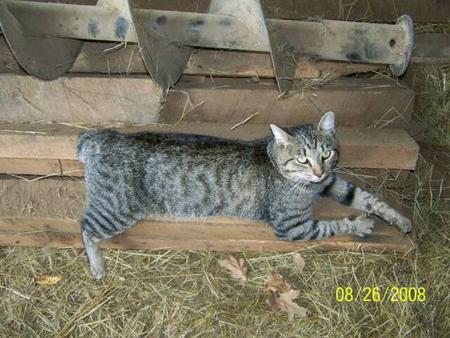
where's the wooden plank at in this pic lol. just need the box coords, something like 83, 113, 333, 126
0, 122, 419, 170
0, 74, 414, 127
0, 73, 163, 124
71, 46, 381, 80
0, 177, 415, 253
162, 78, 414, 128
412, 34, 450, 64
0, 158, 84, 177
73, 41, 380, 80
0, 216, 416, 253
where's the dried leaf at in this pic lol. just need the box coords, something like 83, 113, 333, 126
292, 253, 305, 273
265, 271, 307, 320
267, 289, 308, 321
218, 254, 247, 281
35, 275, 63, 286
264, 271, 291, 293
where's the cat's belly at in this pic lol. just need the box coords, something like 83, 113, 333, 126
144, 156, 267, 220
150, 180, 265, 220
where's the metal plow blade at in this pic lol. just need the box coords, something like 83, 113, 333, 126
0, 0, 413, 95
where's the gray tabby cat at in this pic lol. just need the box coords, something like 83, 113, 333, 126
78, 112, 411, 279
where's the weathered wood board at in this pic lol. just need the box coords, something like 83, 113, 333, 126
0, 74, 414, 127
412, 34, 450, 64
0, 216, 416, 253
0, 123, 419, 171
0, 177, 416, 253
161, 78, 414, 128
0, 74, 163, 124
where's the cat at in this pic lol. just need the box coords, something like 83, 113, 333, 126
78, 112, 411, 279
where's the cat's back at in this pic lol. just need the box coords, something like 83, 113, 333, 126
77, 129, 268, 165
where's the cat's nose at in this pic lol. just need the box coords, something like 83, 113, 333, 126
312, 165, 324, 178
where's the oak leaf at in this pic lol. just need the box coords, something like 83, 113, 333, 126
218, 254, 247, 281
267, 289, 307, 321
264, 271, 307, 320
264, 271, 291, 293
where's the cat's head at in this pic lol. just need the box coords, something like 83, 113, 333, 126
268, 111, 338, 183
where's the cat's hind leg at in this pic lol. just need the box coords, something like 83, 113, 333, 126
81, 229, 105, 279
80, 200, 141, 279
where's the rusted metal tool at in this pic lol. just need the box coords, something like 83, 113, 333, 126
0, 0, 413, 95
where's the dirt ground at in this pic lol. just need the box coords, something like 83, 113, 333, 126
0, 65, 449, 337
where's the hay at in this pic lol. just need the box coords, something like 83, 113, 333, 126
1, 53, 449, 338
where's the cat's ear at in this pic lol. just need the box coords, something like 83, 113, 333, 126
317, 111, 335, 135
270, 124, 291, 145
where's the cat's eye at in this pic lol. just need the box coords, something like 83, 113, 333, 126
322, 150, 332, 159
296, 157, 308, 164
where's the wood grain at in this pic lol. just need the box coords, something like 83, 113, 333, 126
0, 74, 414, 127
0, 216, 415, 253
161, 78, 414, 128
412, 34, 450, 64
0, 73, 163, 124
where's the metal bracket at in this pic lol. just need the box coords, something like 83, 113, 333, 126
0, 0, 414, 95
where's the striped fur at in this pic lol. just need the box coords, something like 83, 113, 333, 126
79, 112, 411, 279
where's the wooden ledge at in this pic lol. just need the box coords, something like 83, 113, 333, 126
0, 216, 416, 253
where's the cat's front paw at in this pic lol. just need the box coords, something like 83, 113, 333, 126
350, 215, 375, 238
392, 214, 412, 234
377, 204, 412, 234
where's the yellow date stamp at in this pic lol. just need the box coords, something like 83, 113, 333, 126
335, 287, 426, 303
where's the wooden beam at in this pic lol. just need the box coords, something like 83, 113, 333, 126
72, 45, 381, 80
0, 158, 84, 177
0, 216, 416, 253
0, 122, 419, 171
0, 74, 414, 128
411, 34, 450, 64
0, 73, 163, 124
162, 78, 414, 129
0, 177, 415, 253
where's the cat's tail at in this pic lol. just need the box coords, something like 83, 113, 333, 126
77, 129, 118, 164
